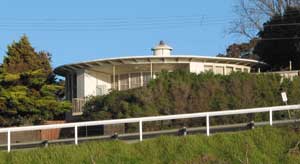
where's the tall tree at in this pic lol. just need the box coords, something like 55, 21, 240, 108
254, 7, 300, 70
230, 0, 300, 39
0, 36, 71, 126
3, 35, 51, 75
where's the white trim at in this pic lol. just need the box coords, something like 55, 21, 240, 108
55, 55, 265, 75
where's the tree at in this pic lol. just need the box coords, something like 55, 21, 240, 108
254, 7, 300, 70
219, 38, 259, 59
3, 35, 51, 75
0, 36, 71, 127
230, 0, 300, 39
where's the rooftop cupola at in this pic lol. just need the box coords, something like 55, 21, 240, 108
151, 40, 173, 56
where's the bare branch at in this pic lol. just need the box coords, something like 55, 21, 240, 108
229, 0, 300, 39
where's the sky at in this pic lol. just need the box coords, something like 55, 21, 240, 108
0, 0, 247, 68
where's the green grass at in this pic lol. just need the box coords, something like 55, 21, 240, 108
1, 126, 300, 164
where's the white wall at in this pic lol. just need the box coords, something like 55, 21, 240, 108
75, 70, 112, 98
189, 62, 204, 74
83, 70, 111, 97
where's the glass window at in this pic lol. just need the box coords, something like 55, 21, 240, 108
215, 66, 224, 75
204, 65, 213, 72
96, 85, 107, 96
120, 74, 129, 91
244, 68, 249, 73
130, 73, 141, 89
235, 68, 242, 72
143, 72, 151, 86
226, 67, 234, 75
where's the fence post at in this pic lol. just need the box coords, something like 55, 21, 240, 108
74, 125, 78, 145
269, 109, 273, 126
7, 129, 11, 152
139, 120, 143, 141
206, 114, 210, 136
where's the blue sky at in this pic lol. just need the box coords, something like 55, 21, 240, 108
0, 0, 247, 68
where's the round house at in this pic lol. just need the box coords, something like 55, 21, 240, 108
54, 41, 262, 114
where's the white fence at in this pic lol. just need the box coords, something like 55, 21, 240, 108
1, 104, 300, 152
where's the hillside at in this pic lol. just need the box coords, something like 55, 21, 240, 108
1, 126, 300, 164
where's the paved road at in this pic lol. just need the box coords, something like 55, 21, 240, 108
1, 119, 300, 151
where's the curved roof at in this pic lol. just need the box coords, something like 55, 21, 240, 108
54, 55, 265, 76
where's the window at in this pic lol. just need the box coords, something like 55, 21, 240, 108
244, 68, 249, 73
204, 65, 213, 72
215, 66, 224, 75
226, 67, 233, 75
96, 85, 107, 96
235, 68, 242, 72
120, 74, 129, 91
143, 72, 151, 86
130, 73, 141, 88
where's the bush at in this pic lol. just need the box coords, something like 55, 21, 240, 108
82, 70, 300, 131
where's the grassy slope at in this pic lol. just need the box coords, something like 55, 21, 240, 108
1, 126, 300, 164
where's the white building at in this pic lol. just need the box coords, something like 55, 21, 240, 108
54, 41, 263, 115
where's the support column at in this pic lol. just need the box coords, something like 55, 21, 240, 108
150, 62, 153, 79
66, 75, 70, 100
212, 64, 216, 74
70, 74, 74, 99
128, 73, 131, 89
118, 74, 120, 91
113, 65, 116, 90
140, 72, 143, 87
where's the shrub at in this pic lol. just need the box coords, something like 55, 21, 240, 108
82, 70, 300, 131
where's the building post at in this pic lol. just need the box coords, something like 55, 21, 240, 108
140, 72, 143, 87
150, 62, 153, 79
113, 65, 116, 90
118, 74, 120, 91
128, 73, 131, 89
70, 74, 74, 99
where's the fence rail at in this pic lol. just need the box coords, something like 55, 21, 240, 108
1, 104, 300, 152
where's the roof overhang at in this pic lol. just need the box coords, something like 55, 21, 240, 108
54, 55, 266, 76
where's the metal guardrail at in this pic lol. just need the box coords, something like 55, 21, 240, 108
1, 104, 300, 152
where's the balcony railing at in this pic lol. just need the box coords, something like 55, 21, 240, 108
72, 98, 86, 115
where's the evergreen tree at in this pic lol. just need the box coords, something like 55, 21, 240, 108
3, 35, 51, 75
254, 7, 300, 70
0, 36, 71, 127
